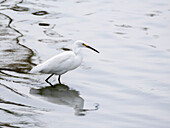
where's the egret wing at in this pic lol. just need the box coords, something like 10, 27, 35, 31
31, 51, 75, 74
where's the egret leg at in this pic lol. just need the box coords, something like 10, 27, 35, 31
45, 74, 54, 86
58, 75, 61, 84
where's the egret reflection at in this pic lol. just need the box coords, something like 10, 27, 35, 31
30, 83, 99, 116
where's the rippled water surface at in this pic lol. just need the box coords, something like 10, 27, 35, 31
0, 0, 170, 128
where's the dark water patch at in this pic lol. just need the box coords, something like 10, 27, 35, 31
0, 0, 24, 10
0, 67, 29, 74
7, 63, 32, 73
0, 70, 30, 80
153, 10, 162, 14
115, 32, 126, 35
142, 27, 149, 31
43, 30, 64, 38
38, 39, 59, 44
0, 29, 17, 36
38, 23, 50, 26
148, 44, 157, 48
76, 0, 88, 4
18, 0, 24, 4
3, 48, 17, 52
0, 122, 20, 128
115, 24, 132, 28
0, 99, 32, 108
10, 6, 29, 12
146, 13, 157, 17
32, 11, 48, 16
0, 0, 7, 4
0, 102, 42, 128
85, 12, 95, 16
0, 82, 26, 97
0, 72, 38, 86
38, 39, 71, 44
0, 37, 9, 41
0, 107, 22, 117
0, 13, 35, 73
61, 48, 72, 51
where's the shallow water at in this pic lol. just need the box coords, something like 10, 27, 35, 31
0, 0, 170, 128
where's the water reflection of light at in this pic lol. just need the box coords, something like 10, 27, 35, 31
30, 83, 99, 116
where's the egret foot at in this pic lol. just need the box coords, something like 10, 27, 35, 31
58, 75, 61, 84
45, 74, 54, 86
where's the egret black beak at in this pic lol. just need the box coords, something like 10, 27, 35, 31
83, 43, 99, 53
86, 45, 99, 53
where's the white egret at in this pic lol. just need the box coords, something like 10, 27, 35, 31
30, 40, 99, 85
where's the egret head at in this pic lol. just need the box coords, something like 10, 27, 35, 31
74, 40, 99, 53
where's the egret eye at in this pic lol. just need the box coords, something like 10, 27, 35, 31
82, 43, 87, 46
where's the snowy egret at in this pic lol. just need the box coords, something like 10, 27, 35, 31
30, 40, 99, 85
